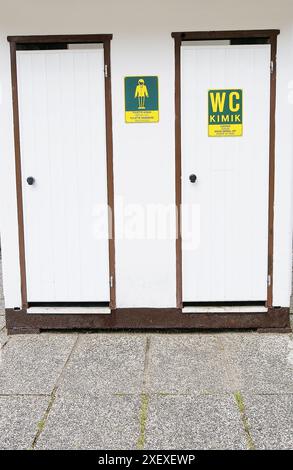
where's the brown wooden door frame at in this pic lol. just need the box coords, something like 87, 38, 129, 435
7, 34, 116, 309
171, 29, 280, 309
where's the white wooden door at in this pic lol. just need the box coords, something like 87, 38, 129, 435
181, 45, 271, 302
17, 49, 110, 302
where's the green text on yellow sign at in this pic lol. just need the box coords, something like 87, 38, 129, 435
208, 89, 243, 137
125, 76, 159, 123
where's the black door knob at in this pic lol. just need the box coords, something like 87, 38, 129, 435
189, 174, 197, 183
26, 176, 35, 186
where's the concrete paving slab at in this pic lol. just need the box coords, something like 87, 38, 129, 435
0, 315, 9, 346
0, 396, 49, 450
244, 394, 293, 450
0, 331, 8, 350
145, 394, 247, 450
36, 394, 141, 449
0, 334, 77, 394
0, 317, 7, 349
0, 316, 6, 330
58, 334, 146, 395
219, 333, 293, 393
146, 334, 229, 394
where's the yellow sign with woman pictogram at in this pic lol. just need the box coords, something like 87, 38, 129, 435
125, 76, 159, 123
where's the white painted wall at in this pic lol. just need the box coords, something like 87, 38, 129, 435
0, 0, 292, 308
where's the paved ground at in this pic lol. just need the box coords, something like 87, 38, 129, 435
0, 259, 292, 449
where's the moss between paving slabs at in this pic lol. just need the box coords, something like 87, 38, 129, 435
31, 389, 57, 449
234, 391, 255, 450
137, 393, 149, 450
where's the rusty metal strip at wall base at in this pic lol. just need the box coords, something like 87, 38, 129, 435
5, 307, 291, 335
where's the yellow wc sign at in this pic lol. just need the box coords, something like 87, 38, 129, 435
208, 89, 243, 137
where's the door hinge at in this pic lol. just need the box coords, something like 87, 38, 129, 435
270, 60, 274, 74
104, 64, 108, 78
110, 275, 114, 288
267, 274, 272, 287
